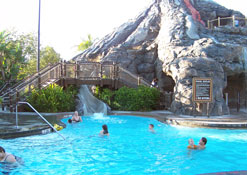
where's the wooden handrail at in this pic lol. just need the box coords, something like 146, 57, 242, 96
118, 67, 150, 87
208, 16, 247, 29
1, 63, 61, 98
2, 62, 152, 111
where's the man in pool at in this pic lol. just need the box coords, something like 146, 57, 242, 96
149, 124, 155, 133
187, 137, 207, 149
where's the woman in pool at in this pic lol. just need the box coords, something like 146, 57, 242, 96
187, 137, 207, 149
100, 124, 109, 136
71, 111, 82, 122
0, 146, 16, 163
149, 124, 155, 133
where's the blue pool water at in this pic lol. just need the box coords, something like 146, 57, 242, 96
0, 114, 247, 175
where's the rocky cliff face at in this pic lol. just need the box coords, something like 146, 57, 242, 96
73, 0, 247, 116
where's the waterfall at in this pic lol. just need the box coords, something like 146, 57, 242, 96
78, 85, 108, 116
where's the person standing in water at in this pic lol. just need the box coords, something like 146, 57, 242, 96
100, 124, 109, 136
0, 146, 16, 163
149, 124, 155, 133
71, 111, 82, 122
187, 137, 207, 149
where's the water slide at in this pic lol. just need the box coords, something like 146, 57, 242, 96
77, 85, 107, 116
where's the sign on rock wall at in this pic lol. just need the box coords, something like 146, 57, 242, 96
192, 78, 213, 102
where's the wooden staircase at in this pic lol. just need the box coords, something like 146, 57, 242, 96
0, 61, 150, 112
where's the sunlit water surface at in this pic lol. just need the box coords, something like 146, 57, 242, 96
0, 114, 247, 175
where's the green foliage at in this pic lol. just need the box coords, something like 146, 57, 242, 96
0, 30, 61, 82
96, 86, 160, 111
77, 34, 93, 51
0, 31, 26, 82
26, 84, 77, 112
94, 86, 101, 98
0, 96, 2, 104
18, 46, 61, 79
99, 88, 115, 106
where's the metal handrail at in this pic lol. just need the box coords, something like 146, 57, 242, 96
15, 101, 66, 140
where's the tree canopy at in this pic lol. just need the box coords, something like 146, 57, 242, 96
0, 30, 61, 85
0, 31, 25, 84
77, 34, 93, 51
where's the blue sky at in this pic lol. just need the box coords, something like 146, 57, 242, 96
0, 0, 246, 60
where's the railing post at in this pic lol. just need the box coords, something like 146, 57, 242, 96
16, 90, 19, 106
9, 93, 13, 112
48, 63, 51, 79
218, 17, 220, 27
112, 62, 115, 79
100, 63, 103, 87
74, 62, 77, 79
138, 76, 142, 86
38, 73, 41, 89
28, 84, 31, 93
232, 15, 235, 27
2, 98, 5, 111
15, 103, 18, 129
64, 60, 67, 78
207, 20, 210, 29
112, 62, 116, 88
60, 61, 63, 78
100, 63, 103, 78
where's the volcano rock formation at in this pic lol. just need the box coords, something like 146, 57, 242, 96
73, 0, 247, 116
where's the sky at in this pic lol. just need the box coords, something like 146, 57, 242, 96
0, 0, 246, 60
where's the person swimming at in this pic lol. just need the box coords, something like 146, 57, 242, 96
149, 124, 155, 133
0, 146, 16, 163
187, 137, 207, 149
99, 124, 109, 136
70, 111, 82, 123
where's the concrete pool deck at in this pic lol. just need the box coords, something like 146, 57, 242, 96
0, 111, 73, 139
112, 110, 247, 129
0, 110, 246, 139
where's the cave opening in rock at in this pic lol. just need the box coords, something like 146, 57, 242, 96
159, 74, 175, 109
161, 75, 175, 93
223, 73, 247, 111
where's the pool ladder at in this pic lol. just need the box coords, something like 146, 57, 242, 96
15, 101, 66, 140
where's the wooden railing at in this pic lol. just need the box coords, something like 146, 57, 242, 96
1, 61, 151, 111
208, 16, 247, 29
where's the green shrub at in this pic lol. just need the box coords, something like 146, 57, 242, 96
94, 86, 101, 98
0, 96, 2, 104
99, 88, 115, 106
114, 86, 160, 111
26, 84, 77, 112
96, 86, 160, 111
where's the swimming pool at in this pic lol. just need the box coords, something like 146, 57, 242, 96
0, 114, 247, 175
